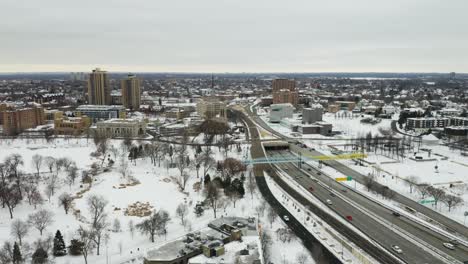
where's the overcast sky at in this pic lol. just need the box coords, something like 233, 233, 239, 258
1, 0, 467, 73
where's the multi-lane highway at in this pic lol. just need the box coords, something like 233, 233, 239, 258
236, 104, 468, 264
269, 150, 468, 263
244, 104, 468, 241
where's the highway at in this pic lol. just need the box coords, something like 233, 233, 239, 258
240, 108, 405, 264
244, 104, 468, 242
268, 150, 468, 263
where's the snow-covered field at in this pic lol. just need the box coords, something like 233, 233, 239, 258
0, 137, 314, 264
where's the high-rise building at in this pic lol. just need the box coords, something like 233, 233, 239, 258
87, 68, 111, 105
121, 74, 141, 110
272, 79, 296, 92
272, 79, 298, 106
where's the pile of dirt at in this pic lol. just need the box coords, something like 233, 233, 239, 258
124, 202, 153, 217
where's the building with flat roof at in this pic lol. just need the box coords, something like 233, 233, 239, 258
269, 103, 294, 123
87, 68, 111, 105
75, 105, 126, 121
96, 118, 146, 138
406, 117, 449, 129
272, 79, 298, 106
144, 217, 257, 264
196, 98, 227, 120
121, 74, 141, 110
54, 116, 91, 135
302, 106, 323, 124
2, 106, 45, 136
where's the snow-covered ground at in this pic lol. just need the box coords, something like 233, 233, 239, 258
0, 137, 314, 264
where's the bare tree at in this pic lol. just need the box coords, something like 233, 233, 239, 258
0, 242, 13, 264
176, 171, 191, 191
118, 155, 131, 179
76, 226, 95, 264
31, 154, 43, 179
442, 194, 463, 212
87, 195, 109, 255
128, 220, 135, 239
28, 209, 54, 236
90, 215, 109, 256
30, 189, 44, 209
136, 209, 171, 242
10, 219, 29, 246
416, 183, 430, 199
267, 206, 278, 228
87, 195, 108, 229
364, 174, 376, 192
175, 203, 189, 226
246, 171, 257, 200
296, 252, 310, 264
406, 175, 419, 194
58, 193, 73, 214
204, 182, 221, 218
201, 148, 215, 178
427, 186, 445, 208
66, 165, 79, 187
1, 185, 22, 219
45, 156, 56, 173
113, 219, 121, 232
260, 230, 272, 264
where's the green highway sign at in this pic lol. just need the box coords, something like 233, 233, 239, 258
419, 199, 435, 204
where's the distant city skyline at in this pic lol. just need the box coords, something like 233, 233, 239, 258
1, 0, 468, 73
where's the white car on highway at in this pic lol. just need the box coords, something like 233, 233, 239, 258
283, 215, 290, 222
391, 245, 403, 254
326, 199, 333, 205
443, 243, 455, 250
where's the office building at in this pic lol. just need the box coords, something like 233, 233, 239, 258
2, 106, 45, 136
269, 103, 294, 123
75, 105, 126, 121
54, 116, 91, 135
87, 68, 111, 105
302, 105, 323, 124
121, 74, 141, 110
196, 98, 227, 120
272, 79, 298, 106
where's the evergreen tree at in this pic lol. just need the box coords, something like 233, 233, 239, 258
53, 230, 67, 256
12, 242, 22, 264
69, 239, 84, 256
32, 247, 48, 264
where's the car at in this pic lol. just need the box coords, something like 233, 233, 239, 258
311, 179, 319, 183
317, 172, 322, 175
329, 193, 336, 197
326, 199, 333, 205
307, 168, 311, 171
283, 215, 290, 222
341, 189, 347, 192
391, 245, 403, 254
443, 243, 455, 250
392, 211, 401, 217
309, 186, 314, 192
449, 239, 460, 246
345, 215, 353, 221
284, 168, 289, 171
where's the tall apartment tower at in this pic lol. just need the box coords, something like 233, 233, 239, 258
87, 68, 111, 105
272, 79, 298, 106
121, 74, 141, 110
